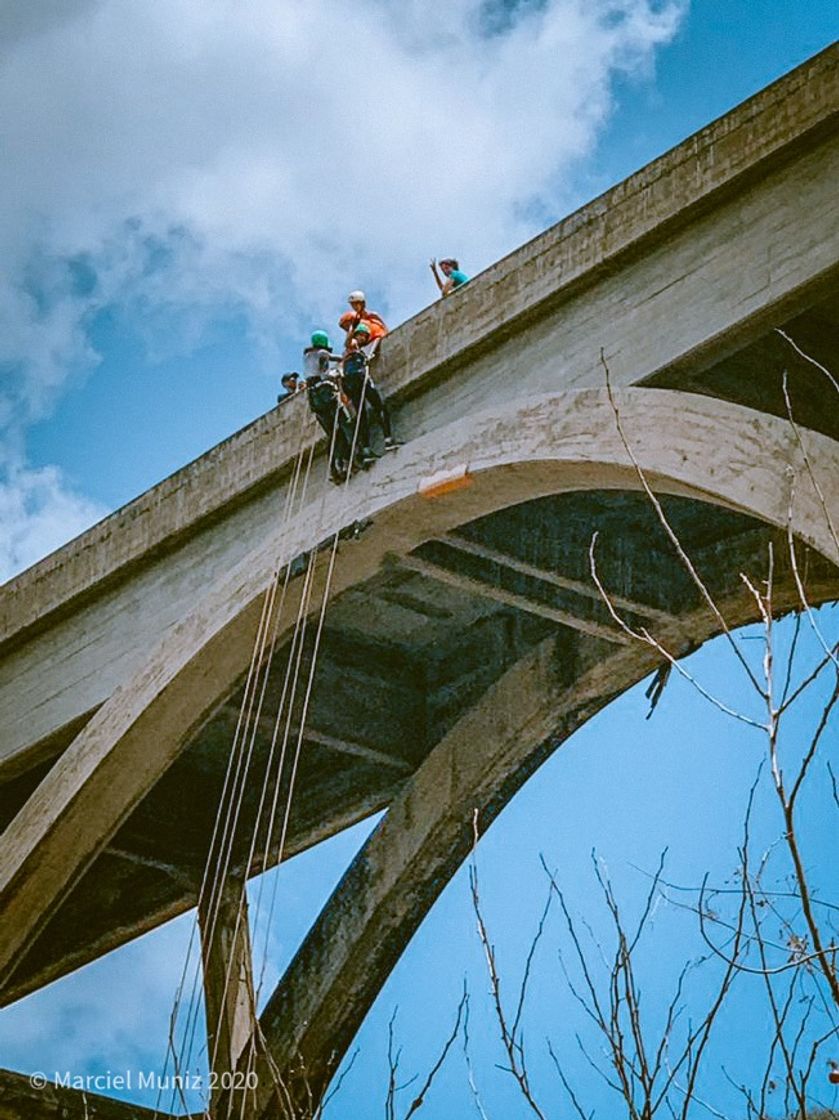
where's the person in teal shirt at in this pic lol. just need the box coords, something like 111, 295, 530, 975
430, 257, 469, 297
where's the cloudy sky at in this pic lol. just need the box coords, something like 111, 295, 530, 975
1, 0, 835, 583
1, 1, 838, 1116
1, 0, 683, 580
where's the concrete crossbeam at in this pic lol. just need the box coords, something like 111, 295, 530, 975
302, 728, 413, 773
217, 707, 414, 774
439, 532, 676, 625
396, 552, 633, 644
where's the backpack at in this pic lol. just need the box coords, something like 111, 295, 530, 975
307, 376, 338, 412
343, 350, 367, 379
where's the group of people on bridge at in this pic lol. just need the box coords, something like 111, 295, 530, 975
280, 259, 469, 483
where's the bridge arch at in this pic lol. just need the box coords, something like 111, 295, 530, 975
251, 568, 809, 1116
1, 387, 836, 1007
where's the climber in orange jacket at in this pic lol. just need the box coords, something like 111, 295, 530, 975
339, 290, 388, 348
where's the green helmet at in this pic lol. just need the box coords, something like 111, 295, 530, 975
353, 323, 371, 336
311, 330, 330, 349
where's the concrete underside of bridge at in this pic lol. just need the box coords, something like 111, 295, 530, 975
0, 42, 837, 1120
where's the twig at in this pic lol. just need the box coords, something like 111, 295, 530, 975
599, 348, 766, 698
590, 532, 765, 730
547, 1037, 593, 1120
402, 989, 467, 1119
471, 811, 549, 1120
775, 328, 839, 394
463, 988, 492, 1120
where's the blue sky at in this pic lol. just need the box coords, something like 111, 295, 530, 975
0, 1, 838, 1116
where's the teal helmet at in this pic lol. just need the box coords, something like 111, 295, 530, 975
311, 330, 330, 348
353, 323, 371, 336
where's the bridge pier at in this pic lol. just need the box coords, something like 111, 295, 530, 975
199, 873, 258, 1119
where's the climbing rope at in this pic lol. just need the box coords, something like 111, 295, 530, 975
178, 435, 320, 1104
157, 403, 318, 1117
160, 365, 378, 1117
235, 374, 376, 1105
252, 370, 373, 999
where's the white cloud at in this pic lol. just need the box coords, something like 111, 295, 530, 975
0, 0, 684, 569
0, 913, 197, 1105
0, 465, 108, 583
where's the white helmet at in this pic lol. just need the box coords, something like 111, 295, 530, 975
347, 290, 366, 303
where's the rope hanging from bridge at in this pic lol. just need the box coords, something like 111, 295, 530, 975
159, 370, 375, 1117
238, 368, 377, 1103
159, 404, 318, 1116
255, 371, 375, 961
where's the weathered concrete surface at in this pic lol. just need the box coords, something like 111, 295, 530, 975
0, 42, 837, 1067
1, 390, 837, 998
199, 874, 257, 1112
251, 560, 824, 1116
2, 43, 838, 776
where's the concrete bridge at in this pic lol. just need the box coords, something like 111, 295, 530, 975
1, 42, 838, 1120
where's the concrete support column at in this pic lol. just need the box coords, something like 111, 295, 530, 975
198, 874, 257, 1119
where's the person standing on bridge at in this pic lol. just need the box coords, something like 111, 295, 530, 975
301, 332, 355, 481
430, 257, 469, 298
303, 329, 342, 380
278, 371, 303, 401
340, 291, 388, 348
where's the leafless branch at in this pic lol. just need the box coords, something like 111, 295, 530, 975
590, 532, 766, 730
599, 348, 766, 698
542, 851, 739, 1119
470, 811, 549, 1120
402, 990, 467, 1119
775, 328, 839, 395
463, 988, 492, 1120
546, 1037, 593, 1120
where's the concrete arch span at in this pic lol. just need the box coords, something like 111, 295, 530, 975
0, 388, 837, 1005
251, 569, 820, 1118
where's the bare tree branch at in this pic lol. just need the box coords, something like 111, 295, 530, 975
471, 811, 549, 1120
